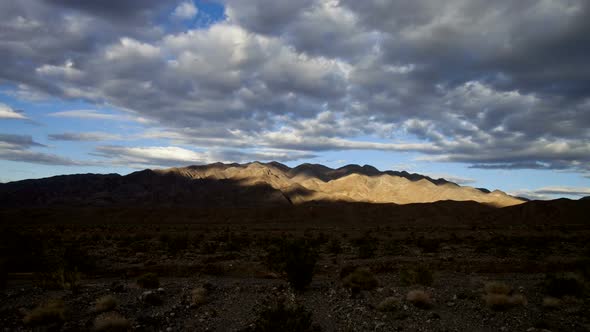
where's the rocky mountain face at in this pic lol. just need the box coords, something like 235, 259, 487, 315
0, 162, 524, 208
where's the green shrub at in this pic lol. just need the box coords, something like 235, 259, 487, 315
400, 266, 434, 286
416, 237, 440, 253
243, 298, 319, 332
137, 273, 159, 289
544, 273, 585, 298
265, 238, 318, 292
352, 236, 378, 259
23, 299, 65, 327
342, 267, 378, 295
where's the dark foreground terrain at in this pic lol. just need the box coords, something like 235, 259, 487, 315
1, 199, 589, 331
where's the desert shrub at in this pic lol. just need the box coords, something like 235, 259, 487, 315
23, 299, 66, 327
63, 245, 96, 273
326, 238, 343, 255
342, 267, 378, 295
243, 298, 319, 332
383, 241, 402, 255
201, 241, 218, 254
406, 290, 433, 309
94, 312, 131, 332
483, 293, 527, 311
35, 267, 81, 292
484, 282, 511, 295
542, 297, 561, 309
377, 297, 401, 312
265, 238, 318, 292
352, 236, 378, 259
483, 281, 527, 311
400, 266, 434, 286
416, 237, 440, 253
544, 273, 585, 298
137, 273, 159, 289
191, 287, 208, 306
95, 295, 118, 313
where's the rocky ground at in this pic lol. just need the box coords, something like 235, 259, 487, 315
1, 219, 589, 331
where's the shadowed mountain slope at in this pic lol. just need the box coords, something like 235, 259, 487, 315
0, 161, 524, 208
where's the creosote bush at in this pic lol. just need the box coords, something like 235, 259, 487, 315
137, 273, 159, 289
406, 290, 433, 309
544, 273, 585, 298
93, 312, 131, 332
265, 238, 318, 292
400, 265, 434, 286
242, 298, 319, 332
377, 297, 401, 312
23, 299, 66, 327
95, 295, 118, 313
342, 267, 378, 295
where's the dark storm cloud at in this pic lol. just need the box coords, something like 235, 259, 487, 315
0, 134, 81, 165
48, 132, 122, 141
0, 0, 589, 172
43, 0, 170, 20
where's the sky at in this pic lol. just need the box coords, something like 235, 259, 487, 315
0, 0, 589, 200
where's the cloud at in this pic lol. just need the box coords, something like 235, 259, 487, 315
92, 144, 317, 168
48, 110, 150, 123
48, 132, 122, 141
0, 133, 82, 165
0, 103, 27, 119
511, 186, 590, 200
172, 1, 198, 20
1, 0, 590, 171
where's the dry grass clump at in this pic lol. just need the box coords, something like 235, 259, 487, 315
95, 295, 118, 313
377, 297, 401, 312
23, 299, 65, 327
342, 267, 378, 293
483, 281, 527, 311
136, 273, 159, 289
406, 290, 433, 309
191, 287, 208, 306
93, 312, 130, 332
542, 296, 561, 309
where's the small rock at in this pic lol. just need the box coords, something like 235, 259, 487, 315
446, 302, 455, 307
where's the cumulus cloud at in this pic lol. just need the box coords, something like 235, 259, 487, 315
0, 0, 589, 172
0, 103, 27, 119
172, 1, 198, 20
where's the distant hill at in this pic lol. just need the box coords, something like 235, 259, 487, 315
0, 161, 524, 208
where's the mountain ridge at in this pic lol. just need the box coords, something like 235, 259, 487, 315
0, 161, 524, 207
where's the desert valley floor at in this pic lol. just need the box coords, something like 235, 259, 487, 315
1, 199, 589, 332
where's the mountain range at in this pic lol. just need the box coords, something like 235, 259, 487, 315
0, 162, 524, 208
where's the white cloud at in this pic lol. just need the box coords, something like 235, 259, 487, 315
0, 103, 27, 119
172, 1, 198, 20
510, 186, 590, 200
